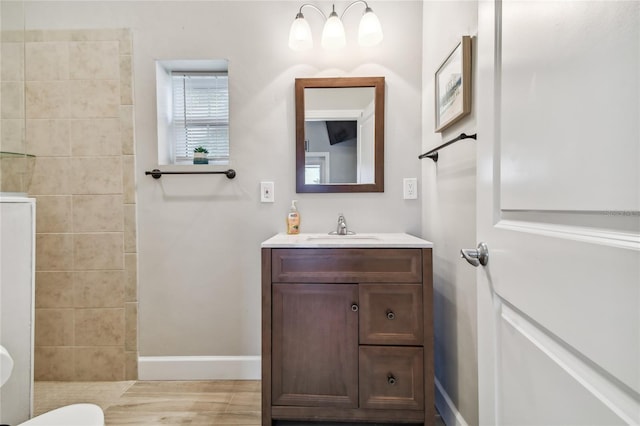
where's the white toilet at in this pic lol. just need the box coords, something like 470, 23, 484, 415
0, 345, 104, 426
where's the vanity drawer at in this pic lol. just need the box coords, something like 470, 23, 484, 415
271, 248, 422, 283
359, 284, 423, 345
359, 346, 424, 411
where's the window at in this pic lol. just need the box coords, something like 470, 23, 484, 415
156, 59, 229, 165
172, 72, 229, 163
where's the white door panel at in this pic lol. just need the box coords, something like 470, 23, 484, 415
500, 1, 639, 211
500, 308, 630, 425
490, 226, 639, 393
477, 0, 640, 424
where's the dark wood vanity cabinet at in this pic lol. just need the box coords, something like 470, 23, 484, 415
262, 247, 434, 425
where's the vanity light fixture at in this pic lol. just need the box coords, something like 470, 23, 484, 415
288, 1, 383, 51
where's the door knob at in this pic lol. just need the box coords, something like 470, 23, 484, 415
460, 242, 489, 267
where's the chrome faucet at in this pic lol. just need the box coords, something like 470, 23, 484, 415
336, 214, 348, 235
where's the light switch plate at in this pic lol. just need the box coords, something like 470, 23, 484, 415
261, 181, 275, 203
403, 178, 418, 200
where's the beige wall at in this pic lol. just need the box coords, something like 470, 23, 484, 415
2, 28, 138, 380
421, 1, 479, 425
22, 1, 424, 371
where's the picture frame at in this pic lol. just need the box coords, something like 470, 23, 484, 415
435, 36, 472, 133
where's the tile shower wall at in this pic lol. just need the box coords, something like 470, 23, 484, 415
21, 29, 137, 381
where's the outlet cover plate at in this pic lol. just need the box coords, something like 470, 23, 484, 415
403, 178, 418, 200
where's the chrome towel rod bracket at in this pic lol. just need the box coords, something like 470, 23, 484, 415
418, 133, 477, 162
145, 169, 236, 179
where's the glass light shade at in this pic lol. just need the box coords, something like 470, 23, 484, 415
358, 7, 383, 47
288, 14, 313, 51
321, 11, 346, 49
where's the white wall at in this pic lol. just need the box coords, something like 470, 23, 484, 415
25, 0, 424, 372
421, 1, 478, 425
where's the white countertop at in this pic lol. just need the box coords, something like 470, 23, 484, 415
261, 233, 434, 248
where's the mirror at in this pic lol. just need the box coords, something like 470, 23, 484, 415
296, 77, 385, 193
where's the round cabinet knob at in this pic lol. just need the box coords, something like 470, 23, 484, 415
351, 304, 359, 312
386, 310, 395, 320
387, 374, 397, 385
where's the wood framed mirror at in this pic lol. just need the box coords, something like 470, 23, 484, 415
295, 77, 385, 193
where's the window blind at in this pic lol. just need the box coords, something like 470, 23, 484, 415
172, 72, 229, 162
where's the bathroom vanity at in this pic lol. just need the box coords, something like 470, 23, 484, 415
261, 233, 434, 425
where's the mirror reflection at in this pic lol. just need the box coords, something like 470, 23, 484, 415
296, 77, 385, 193
304, 87, 375, 185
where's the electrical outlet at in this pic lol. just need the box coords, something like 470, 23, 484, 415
260, 181, 275, 203
403, 178, 418, 200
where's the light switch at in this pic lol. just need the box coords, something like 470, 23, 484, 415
261, 181, 275, 203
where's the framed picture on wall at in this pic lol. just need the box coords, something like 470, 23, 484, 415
435, 36, 472, 133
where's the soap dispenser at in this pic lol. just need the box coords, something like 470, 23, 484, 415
287, 200, 300, 234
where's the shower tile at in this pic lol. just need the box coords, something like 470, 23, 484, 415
118, 29, 132, 56
38, 30, 72, 43
34, 346, 75, 381
35, 233, 73, 271
74, 270, 125, 308
25, 42, 69, 81
122, 155, 135, 204
75, 308, 125, 346
123, 204, 137, 253
35, 308, 75, 346
2, 82, 25, 119
34, 195, 72, 233
25, 81, 70, 119
73, 232, 124, 270
120, 55, 133, 105
125, 302, 137, 352
35, 271, 74, 308
75, 346, 125, 381
2, 30, 25, 43
29, 157, 71, 195
71, 156, 122, 194
69, 118, 121, 156
69, 80, 119, 118
1, 118, 26, 153
26, 119, 70, 157
125, 351, 138, 380
72, 194, 124, 232
124, 253, 137, 302
1, 42, 25, 81
70, 29, 119, 43
120, 105, 134, 155
69, 41, 120, 80
24, 30, 44, 43
0, 157, 24, 192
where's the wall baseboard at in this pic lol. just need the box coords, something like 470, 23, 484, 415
435, 377, 469, 426
138, 355, 261, 380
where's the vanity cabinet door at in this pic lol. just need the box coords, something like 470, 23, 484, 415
359, 283, 423, 346
271, 283, 359, 408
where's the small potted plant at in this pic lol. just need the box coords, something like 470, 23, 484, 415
193, 146, 209, 164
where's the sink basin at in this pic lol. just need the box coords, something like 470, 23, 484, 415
305, 234, 380, 242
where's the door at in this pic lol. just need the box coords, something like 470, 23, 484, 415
271, 283, 359, 408
476, 1, 639, 425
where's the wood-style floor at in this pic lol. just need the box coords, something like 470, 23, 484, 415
35, 380, 260, 425
34, 381, 445, 425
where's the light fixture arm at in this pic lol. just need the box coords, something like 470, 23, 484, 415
340, 0, 371, 19
296, 3, 327, 20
